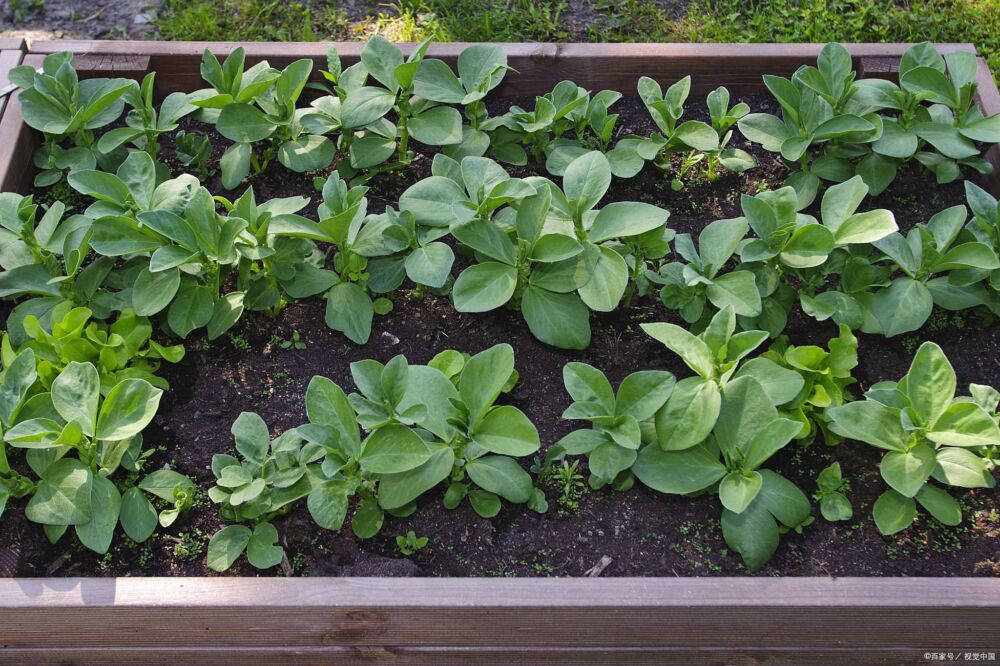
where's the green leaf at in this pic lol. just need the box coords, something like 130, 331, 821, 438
409, 106, 463, 146
325, 282, 374, 344
588, 441, 637, 483
139, 469, 196, 501
563, 362, 615, 413
473, 405, 540, 456
95, 379, 162, 442
217, 103, 276, 143
576, 245, 629, 312
50, 361, 99, 437
352, 497, 385, 538
933, 447, 993, 488
640, 322, 715, 379
733, 358, 805, 406
927, 402, 1000, 447
615, 371, 675, 421
905, 342, 955, 426
25, 458, 93, 525
399, 176, 466, 227
563, 151, 611, 211
361, 425, 431, 474
880, 443, 936, 497
827, 401, 906, 451
307, 481, 349, 530
452, 262, 517, 312
720, 500, 779, 573
714, 376, 778, 457
465, 455, 533, 503
405, 242, 454, 288
246, 522, 284, 569
706, 271, 762, 317
915, 484, 961, 526
132, 266, 180, 316
207, 525, 251, 572
719, 470, 763, 514
377, 446, 454, 510
341, 86, 396, 129
654, 377, 720, 451
459, 344, 515, 427
167, 283, 214, 339
633, 444, 726, 494
278, 135, 335, 173
74, 475, 121, 554
588, 202, 668, 242
521, 286, 591, 350
119, 487, 158, 543
0, 348, 37, 427
231, 411, 270, 465
872, 489, 916, 535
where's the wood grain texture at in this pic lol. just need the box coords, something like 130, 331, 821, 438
0, 49, 23, 119
975, 57, 1000, 194
0, 52, 37, 194
0, 578, 997, 663
26, 40, 979, 96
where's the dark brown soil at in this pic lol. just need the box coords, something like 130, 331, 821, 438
2, 93, 998, 578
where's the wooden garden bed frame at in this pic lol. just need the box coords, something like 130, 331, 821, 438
0, 41, 999, 664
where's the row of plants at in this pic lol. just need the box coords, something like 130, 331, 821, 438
202, 321, 999, 572
3, 43, 1000, 350
0, 38, 998, 574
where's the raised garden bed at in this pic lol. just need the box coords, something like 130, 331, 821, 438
0, 40, 999, 662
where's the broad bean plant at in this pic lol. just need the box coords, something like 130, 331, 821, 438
1, 37, 999, 575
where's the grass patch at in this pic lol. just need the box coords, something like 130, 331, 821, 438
683, 0, 1000, 82
156, 0, 1000, 82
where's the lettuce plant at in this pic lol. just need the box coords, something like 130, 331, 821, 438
632, 374, 811, 572
526, 152, 670, 312
0, 195, 101, 319
828, 342, 999, 535
173, 130, 213, 179
554, 362, 675, 489
10, 51, 132, 187
542, 89, 623, 176
964, 180, 1000, 293
742, 324, 858, 444
2, 353, 193, 553
218, 186, 336, 318
450, 187, 591, 349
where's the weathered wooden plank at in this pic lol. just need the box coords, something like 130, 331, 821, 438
0, 53, 41, 194
0, 49, 24, 120
0, 38, 25, 52
0, 577, 997, 655
0, 647, 974, 665
26, 40, 979, 97
975, 57, 1000, 194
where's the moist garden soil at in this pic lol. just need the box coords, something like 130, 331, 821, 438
1, 94, 998, 578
